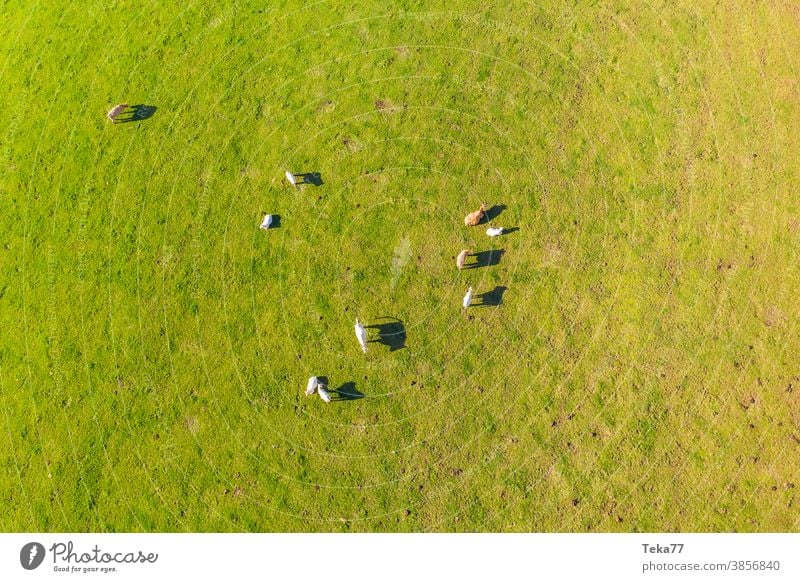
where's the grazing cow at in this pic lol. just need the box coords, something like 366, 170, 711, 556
260, 214, 273, 230
354, 318, 367, 353
486, 226, 503, 237
456, 249, 470, 270
464, 204, 487, 226
463, 286, 474, 310
305, 376, 319, 396
318, 385, 332, 403
107, 103, 128, 122
285, 170, 297, 187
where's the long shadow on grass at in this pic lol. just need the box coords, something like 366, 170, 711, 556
115, 104, 157, 123
483, 204, 506, 222
330, 382, 365, 401
464, 249, 504, 269
476, 285, 507, 307
366, 318, 406, 351
297, 172, 323, 186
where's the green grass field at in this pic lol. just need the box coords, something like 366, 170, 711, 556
1, 0, 799, 532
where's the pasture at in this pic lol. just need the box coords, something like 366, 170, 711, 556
1, 0, 799, 531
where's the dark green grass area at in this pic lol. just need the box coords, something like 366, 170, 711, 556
1, 1, 799, 531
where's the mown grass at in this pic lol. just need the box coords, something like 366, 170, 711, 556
1, 0, 799, 532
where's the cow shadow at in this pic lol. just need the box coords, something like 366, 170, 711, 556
116, 104, 157, 123
501, 226, 519, 235
484, 204, 506, 222
297, 172, 323, 186
366, 318, 406, 351
464, 249, 504, 269
330, 382, 365, 401
477, 285, 507, 306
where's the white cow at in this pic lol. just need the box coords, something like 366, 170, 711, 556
285, 170, 297, 187
462, 286, 474, 310
354, 318, 367, 353
260, 214, 273, 230
305, 376, 319, 396
318, 385, 332, 403
486, 227, 503, 237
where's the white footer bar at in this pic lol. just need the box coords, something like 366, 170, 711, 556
1, 533, 796, 582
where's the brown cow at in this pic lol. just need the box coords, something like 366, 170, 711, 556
464, 204, 487, 226
107, 103, 128, 122
456, 249, 470, 270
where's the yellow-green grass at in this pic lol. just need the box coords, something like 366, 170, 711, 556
1, 0, 799, 531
